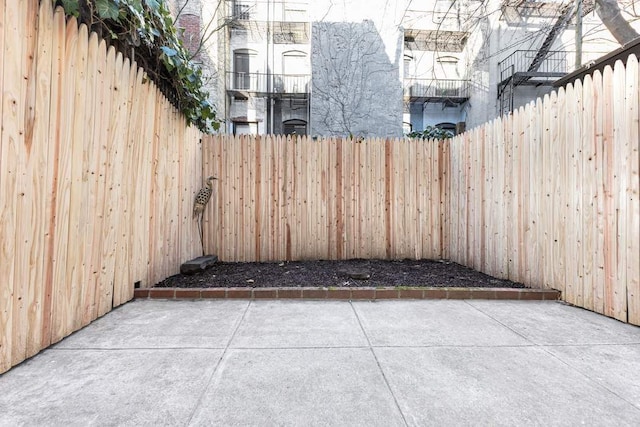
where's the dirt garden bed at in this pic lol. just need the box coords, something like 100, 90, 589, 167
154, 259, 525, 289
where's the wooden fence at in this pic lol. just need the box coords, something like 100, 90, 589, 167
1, 1, 638, 376
201, 56, 639, 326
0, 1, 203, 373
202, 135, 448, 262
446, 57, 639, 325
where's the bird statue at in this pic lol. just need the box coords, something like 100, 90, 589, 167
193, 176, 217, 218
194, 176, 217, 255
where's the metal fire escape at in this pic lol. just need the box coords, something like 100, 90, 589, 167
497, 1, 592, 115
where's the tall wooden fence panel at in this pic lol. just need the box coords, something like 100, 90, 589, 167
446, 57, 639, 325
202, 135, 447, 262
0, 1, 203, 374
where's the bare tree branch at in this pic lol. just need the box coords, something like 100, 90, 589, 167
595, 0, 640, 45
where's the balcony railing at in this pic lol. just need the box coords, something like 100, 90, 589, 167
230, 20, 310, 44
404, 79, 470, 100
498, 50, 568, 83
227, 72, 310, 94
230, 1, 309, 22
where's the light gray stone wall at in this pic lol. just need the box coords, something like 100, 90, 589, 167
310, 20, 403, 138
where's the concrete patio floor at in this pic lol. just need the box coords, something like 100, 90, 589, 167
1, 299, 640, 426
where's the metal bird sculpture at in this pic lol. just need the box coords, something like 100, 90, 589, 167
193, 176, 216, 218
194, 176, 216, 255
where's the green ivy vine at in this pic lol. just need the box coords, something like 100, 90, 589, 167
53, 0, 219, 133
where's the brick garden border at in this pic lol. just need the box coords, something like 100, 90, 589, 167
134, 287, 560, 301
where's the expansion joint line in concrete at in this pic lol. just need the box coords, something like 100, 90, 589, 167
538, 344, 640, 414
349, 302, 409, 427
463, 300, 640, 414
185, 300, 252, 425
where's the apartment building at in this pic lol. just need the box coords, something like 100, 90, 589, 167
174, 0, 640, 136
220, 0, 310, 135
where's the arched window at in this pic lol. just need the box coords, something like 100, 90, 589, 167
403, 55, 413, 79
436, 55, 459, 64
282, 50, 309, 75
283, 119, 307, 136
435, 55, 460, 79
280, 52, 309, 93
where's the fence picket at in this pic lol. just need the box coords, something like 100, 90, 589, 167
581, 75, 596, 311
27, 0, 54, 357
565, 82, 578, 305
541, 94, 552, 288
497, 116, 508, 278
613, 60, 629, 322
4, 0, 29, 365
552, 89, 566, 293
625, 55, 640, 325
0, 0, 13, 373
602, 65, 618, 319
592, 70, 606, 315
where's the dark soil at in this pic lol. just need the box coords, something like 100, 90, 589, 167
154, 259, 525, 289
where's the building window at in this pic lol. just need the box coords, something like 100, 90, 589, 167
283, 51, 309, 74
404, 55, 413, 79
234, 121, 258, 135
283, 119, 307, 135
284, 2, 307, 21
233, 1, 252, 20
280, 51, 309, 93
233, 49, 257, 90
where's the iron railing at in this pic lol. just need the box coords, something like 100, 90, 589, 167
227, 72, 310, 94
404, 79, 470, 99
230, 1, 309, 22
498, 50, 568, 82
